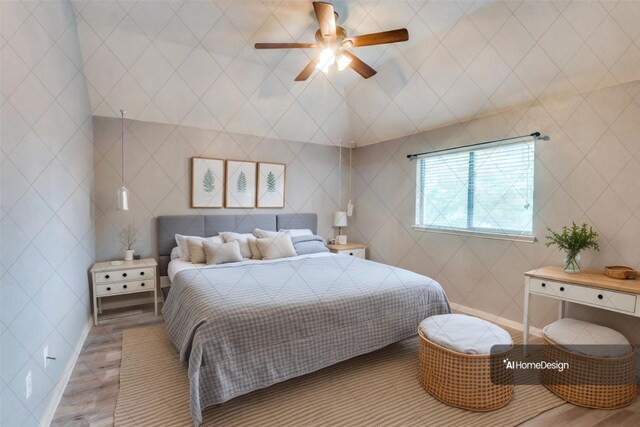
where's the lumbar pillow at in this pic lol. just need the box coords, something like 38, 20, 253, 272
279, 228, 313, 237
175, 234, 222, 262
253, 228, 280, 239
186, 237, 222, 263
256, 234, 297, 260
204, 240, 243, 265
219, 232, 254, 259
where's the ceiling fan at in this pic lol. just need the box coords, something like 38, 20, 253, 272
254, 1, 409, 81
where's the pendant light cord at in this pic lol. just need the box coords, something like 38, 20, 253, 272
338, 146, 342, 210
120, 110, 125, 186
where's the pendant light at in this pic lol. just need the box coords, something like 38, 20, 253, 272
117, 109, 129, 211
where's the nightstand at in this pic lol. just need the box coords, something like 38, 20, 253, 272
327, 243, 367, 259
90, 258, 158, 325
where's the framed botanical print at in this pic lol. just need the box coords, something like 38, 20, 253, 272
191, 157, 224, 208
225, 160, 256, 208
256, 162, 286, 208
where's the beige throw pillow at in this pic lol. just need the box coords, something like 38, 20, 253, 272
256, 234, 297, 260
247, 237, 262, 260
253, 228, 280, 239
185, 236, 223, 263
219, 232, 254, 259
204, 240, 243, 265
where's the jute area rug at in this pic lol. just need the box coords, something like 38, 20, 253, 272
114, 325, 563, 426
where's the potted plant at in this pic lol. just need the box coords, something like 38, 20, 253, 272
545, 222, 599, 273
120, 223, 137, 261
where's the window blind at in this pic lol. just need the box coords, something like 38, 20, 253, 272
415, 137, 534, 237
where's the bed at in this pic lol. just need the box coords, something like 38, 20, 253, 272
158, 214, 450, 425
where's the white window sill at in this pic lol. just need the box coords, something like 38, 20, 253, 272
411, 226, 536, 243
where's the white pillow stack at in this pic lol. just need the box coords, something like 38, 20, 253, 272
218, 232, 255, 259
174, 234, 223, 262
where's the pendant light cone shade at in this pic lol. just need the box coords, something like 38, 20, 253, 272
117, 109, 129, 211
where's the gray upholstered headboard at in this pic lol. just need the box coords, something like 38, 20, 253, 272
156, 213, 317, 276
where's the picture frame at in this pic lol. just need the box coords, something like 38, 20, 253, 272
191, 157, 224, 208
225, 160, 257, 208
256, 162, 286, 208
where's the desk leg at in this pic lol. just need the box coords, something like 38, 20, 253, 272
523, 281, 531, 357
154, 287, 158, 316
98, 297, 102, 314
93, 293, 99, 326
558, 300, 565, 320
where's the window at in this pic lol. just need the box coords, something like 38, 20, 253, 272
415, 137, 534, 240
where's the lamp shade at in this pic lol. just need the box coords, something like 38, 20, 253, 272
117, 185, 129, 211
333, 211, 347, 227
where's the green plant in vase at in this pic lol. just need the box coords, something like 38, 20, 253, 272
545, 222, 599, 273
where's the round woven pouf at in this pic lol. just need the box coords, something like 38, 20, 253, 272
418, 314, 514, 411
541, 318, 637, 409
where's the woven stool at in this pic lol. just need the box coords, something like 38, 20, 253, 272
541, 318, 636, 409
418, 314, 514, 411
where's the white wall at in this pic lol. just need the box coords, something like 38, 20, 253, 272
1, 1, 95, 425
350, 80, 640, 342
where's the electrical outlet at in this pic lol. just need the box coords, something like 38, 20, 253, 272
43, 345, 49, 368
26, 371, 32, 400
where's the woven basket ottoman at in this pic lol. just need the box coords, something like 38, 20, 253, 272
418, 314, 514, 411
541, 318, 636, 409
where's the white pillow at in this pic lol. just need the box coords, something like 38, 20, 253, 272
175, 234, 222, 262
279, 228, 313, 237
256, 234, 297, 260
204, 240, 243, 265
170, 247, 180, 260
219, 232, 253, 259
253, 228, 280, 239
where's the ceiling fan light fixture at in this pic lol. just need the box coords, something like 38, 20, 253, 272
316, 47, 335, 73
336, 53, 351, 71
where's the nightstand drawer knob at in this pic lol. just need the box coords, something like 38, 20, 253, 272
105, 274, 110, 279
559, 286, 565, 292
140, 271, 145, 276
141, 283, 145, 287
122, 273, 127, 277
541, 282, 546, 287
349, 252, 354, 256
106, 287, 111, 291
123, 284, 128, 289
598, 294, 603, 300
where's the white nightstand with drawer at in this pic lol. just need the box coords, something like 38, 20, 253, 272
90, 258, 158, 325
327, 243, 367, 259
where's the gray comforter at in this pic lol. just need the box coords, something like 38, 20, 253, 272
163, 253, 450, 425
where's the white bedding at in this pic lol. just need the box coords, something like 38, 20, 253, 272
167, 252, 334, 283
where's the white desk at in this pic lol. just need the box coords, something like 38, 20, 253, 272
523, 266, 640, 352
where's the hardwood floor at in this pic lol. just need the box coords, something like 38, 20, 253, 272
51, 304, 640, 427
51, 304, 163, 427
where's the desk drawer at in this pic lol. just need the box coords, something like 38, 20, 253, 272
335, 248, 365, 259
95, 267, 154, 283
529, 278, 637, 313
96, 280, 153, 296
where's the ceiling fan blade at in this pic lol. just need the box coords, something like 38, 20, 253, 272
254, 43, 318, 49
295, 56, 320, 81
313, 2, 336, 40
341, 51, 377, 79
347, 29, 409, 47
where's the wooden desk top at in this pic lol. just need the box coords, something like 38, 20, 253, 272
526, 265, 640, 294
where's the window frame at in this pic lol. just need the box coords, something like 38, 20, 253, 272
413, 136, 536, 243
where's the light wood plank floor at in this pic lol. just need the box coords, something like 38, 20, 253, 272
51, 304, 640, 426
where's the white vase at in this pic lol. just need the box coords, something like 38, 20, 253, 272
124, 249, 135, 261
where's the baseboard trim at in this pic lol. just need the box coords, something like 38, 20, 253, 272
100, 295, 163, 311
450, 302, 543, 337
39, 314, 93, 427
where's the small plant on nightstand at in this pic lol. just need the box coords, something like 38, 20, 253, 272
120, 223, 137, 261
545, 222, 599, 273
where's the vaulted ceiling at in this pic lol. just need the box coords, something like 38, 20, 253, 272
72, 0, 640, 146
